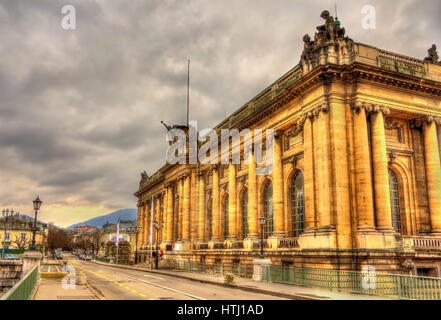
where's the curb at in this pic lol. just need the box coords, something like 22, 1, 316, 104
89, 260, 325, 300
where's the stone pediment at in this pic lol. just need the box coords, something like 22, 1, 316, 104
300, 10, 354, 74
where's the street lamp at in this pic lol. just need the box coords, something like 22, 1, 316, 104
31, 196, 42, 251
259, 215, 266, 259
131, 225, 142, 264
152, 220, 164, 269
1, 209, 13, 259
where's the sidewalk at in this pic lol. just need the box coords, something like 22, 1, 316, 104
89, 260, 390, 300
33, 277, 98, 300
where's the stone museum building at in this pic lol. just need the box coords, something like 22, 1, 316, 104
134, 11, 441, 276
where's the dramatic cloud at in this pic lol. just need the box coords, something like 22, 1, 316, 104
0, 0, 440, 227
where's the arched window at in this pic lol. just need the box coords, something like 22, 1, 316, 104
291, 171, 305, 237
206, 199, 212, 240
223, 195, 229, 239
263, 181, 274, 239
389, 169, 402, 233
241, 188, 248, 239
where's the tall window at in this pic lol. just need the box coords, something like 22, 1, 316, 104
206, 199, 212, 240
241, 188, 248, 239
389, 169, 402, 233
290, 172, 305, 237
223, 195, 229, 239
263, 181, 274, 239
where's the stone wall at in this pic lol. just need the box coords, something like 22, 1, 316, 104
0, 260, 23, 295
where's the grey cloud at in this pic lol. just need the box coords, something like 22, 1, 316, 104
0, 0, 440, 226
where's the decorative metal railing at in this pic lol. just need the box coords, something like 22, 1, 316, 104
0, 265, 38, 300
278, 238, 299, 248
172, 260, 251, 279
261, 266, 441, 300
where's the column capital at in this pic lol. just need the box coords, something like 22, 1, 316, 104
274, 130, 284, 139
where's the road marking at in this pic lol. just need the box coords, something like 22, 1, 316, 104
69, 262, 154, 300
144, 274, 163, 280
125, 275, 206, 300
55, 266, 60, 272
48, 266, 51, 272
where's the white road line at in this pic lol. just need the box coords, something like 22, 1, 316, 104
125, 275, 206, 300
55, 266, 60, 272
48, 266, 51, 272
143, 274, 163, 280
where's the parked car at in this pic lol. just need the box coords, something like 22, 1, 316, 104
55, 253, 63, 260
85, 255, 92, 261
79, 254, 85, 260
4, 254, 19, 260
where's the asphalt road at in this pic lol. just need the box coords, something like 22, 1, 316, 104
67, 256, 286, 300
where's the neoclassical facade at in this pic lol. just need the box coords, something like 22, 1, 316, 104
135, 11, 441, 275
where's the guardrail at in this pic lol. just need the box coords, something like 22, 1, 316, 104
261, 265, 441, 300
0, 265, 38, 300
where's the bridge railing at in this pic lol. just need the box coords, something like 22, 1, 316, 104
0, 265, 38, 300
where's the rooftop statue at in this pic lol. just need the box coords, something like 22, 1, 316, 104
315, 10, 346, 44
140, 170, 149, 186
424, 44, 439, 64
300, 10, 353, 74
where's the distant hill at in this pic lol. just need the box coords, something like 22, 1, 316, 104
66, 209, 137, 230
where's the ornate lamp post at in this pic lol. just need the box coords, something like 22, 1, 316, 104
1, 209, 13, 259
152, 220, 164, 269
259, 215, 266, 259
31, 196, 42, 251
131, 225, 142, 264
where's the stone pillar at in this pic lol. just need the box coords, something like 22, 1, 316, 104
197, 172, 206, 241
352, 104, 375, 229
329, 101, 351, 249
182, 174, 191, 241
303, 115, 316, 230
371, 106, 394, 233
247, 149, 258, 238
228, 163, 238, 240
273, 131, 285, 237
190, 171, 197, 241
177, 178, 183, 240
314, 107, 332, 228
165, 185, 174, 243
423, 117, 441, 233
21, 251, 42, 278
137, 203, 144, 245
143, 202, 150, 244
212, 165, 221, 241
156, 196, 161, 242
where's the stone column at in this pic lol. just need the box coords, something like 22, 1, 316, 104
314, 107, 332, 228
329, 101, 351, 249
273, 131, 285, 237
197, 172, 206, 241
248, 149, 258, 238
228, 163, 238, 240
190, 171, 197, 241
371, 106, 394, 233
155, 196, 161, 243
165, 184, 174, 243
212, 165, 221, 241
352, 104, 375, 229
177, 178, 183, 240
182, 174, 191, 241
143, 202, 150, 244
423, 117, 441, 233
302, 115, 316, 230
137, 203, 144, 245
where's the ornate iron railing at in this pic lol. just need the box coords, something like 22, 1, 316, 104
261, 265, 441, 300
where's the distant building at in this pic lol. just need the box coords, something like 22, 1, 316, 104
0, 215, 45, 250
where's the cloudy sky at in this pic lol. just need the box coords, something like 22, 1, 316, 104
0, 0, 440, 227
